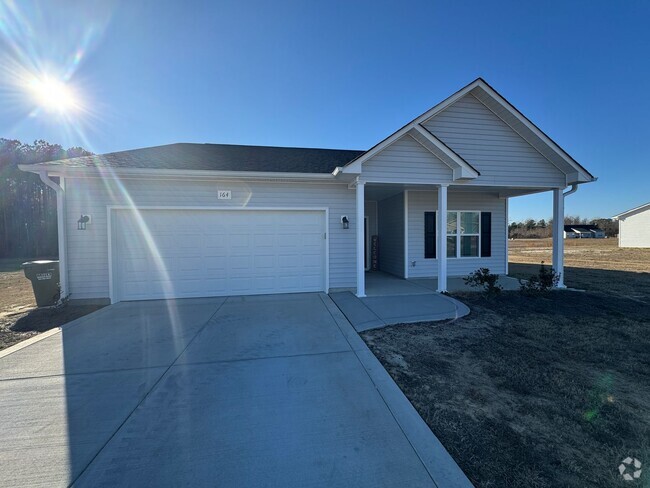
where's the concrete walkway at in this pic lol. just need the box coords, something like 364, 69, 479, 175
0, 293, 472, 488
330, 291, 470, 332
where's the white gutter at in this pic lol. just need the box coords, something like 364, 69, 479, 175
563, 183, 579, 197
21, 165, 338, 181
39, 171, 67, 302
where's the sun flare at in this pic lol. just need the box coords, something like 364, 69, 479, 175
27, 76, 78, 113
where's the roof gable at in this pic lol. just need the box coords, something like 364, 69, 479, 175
340, 78, 595, 185
613, 202, 650, 219
423, 93, 566, 186
360, 135, 455, 183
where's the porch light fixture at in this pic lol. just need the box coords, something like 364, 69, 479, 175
77, 214, 90, 230
341, 215, 349, 229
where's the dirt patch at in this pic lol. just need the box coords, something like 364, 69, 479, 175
0, 259, 104, 351
0, 304, 105, 351
362, 291, 650, 488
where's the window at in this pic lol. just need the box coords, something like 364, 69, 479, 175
448, 211, 480, 258
424, 211, 491, 259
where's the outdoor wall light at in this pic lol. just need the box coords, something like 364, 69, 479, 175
341, 215, 349, 229
77, 214, 91, 230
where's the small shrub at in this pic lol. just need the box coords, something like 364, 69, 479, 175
464, 268, 503, 297
519, 261, 561, 295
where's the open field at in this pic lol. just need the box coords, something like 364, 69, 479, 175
509, 238, 650, 301
0, 259, 103, 351
365, 238, 650, 487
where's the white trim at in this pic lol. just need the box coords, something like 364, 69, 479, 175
358, 179, 565, 190
325, 207, 330, 294
408, 126, 479, 180
436, 185, 448, 292
443, 210, 482, 259
552, 189, 566, 288
107, 205, 114, 303
20, 165, 337, 181
107, 205, 330, 304
466, 84, 594, 183
356, 182, 366, 297
504, 198, 509, 275
342, 81, 482, 174
404, 190, 409, 278
38, 172, 68, 301
612, 201, 650, 220
342, 78, 594, 185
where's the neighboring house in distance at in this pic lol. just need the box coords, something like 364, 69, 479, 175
19, 78, 596, 304
563, 224, 606, 239
613, 202, 650, 248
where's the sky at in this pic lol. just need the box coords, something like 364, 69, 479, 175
1, 0, 648, 222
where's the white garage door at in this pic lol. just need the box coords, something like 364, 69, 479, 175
111, 209, 327, 302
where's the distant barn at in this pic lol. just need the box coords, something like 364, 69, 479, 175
613, 202, 650, 248
563, 224, 606, 239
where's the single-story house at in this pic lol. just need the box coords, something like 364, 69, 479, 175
613, 202, 650, 248
20, 78, 596, 304
563, 224, 605, 239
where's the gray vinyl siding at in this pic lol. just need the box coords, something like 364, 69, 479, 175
64, 177, 356, 300
407, 190, 506, 278
618, 209, 650, 248
423, 94, 566, 187
362, 135, 453, 183
377, 193, 405, 277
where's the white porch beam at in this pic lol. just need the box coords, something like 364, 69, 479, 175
552, 188, 566, 288
437, 185, 448, 293
356, 181, 366, 297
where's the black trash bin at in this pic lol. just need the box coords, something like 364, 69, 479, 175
22, 260, 60, 307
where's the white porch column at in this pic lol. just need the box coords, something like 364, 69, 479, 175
552, 188, 566, 288
356, 181, 366, 297
436, 184, 448, 293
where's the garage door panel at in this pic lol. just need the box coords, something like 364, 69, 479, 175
112, 209, 327, 301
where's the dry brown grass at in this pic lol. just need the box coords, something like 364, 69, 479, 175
509, 238, 650, 301
364, 291, 650, 488
509, 238, 650, 273
364, 238, 650, 487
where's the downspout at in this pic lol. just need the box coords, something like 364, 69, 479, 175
39, 171, 67, 302
563, 183, 579, 198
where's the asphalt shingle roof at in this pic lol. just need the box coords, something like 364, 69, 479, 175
563, 225, 602, 232
28, 143, 365, 174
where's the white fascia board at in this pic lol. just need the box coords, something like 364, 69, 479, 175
612, 202, 650, 220
409, 126, 479, 180
340, 80, 482, 175
18, 164, 337, 182
467, 81, 596, 183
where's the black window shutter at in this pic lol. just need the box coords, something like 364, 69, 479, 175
425, 212, 436, 258
481, 212, 492, 257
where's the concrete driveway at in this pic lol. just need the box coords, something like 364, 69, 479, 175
0, 293, 471, 487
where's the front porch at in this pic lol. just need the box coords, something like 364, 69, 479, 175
355, 183, 568, 297
365, 271, 520, 296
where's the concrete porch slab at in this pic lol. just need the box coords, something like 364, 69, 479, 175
410, 275, 521, 292
329, 291, 470, 332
